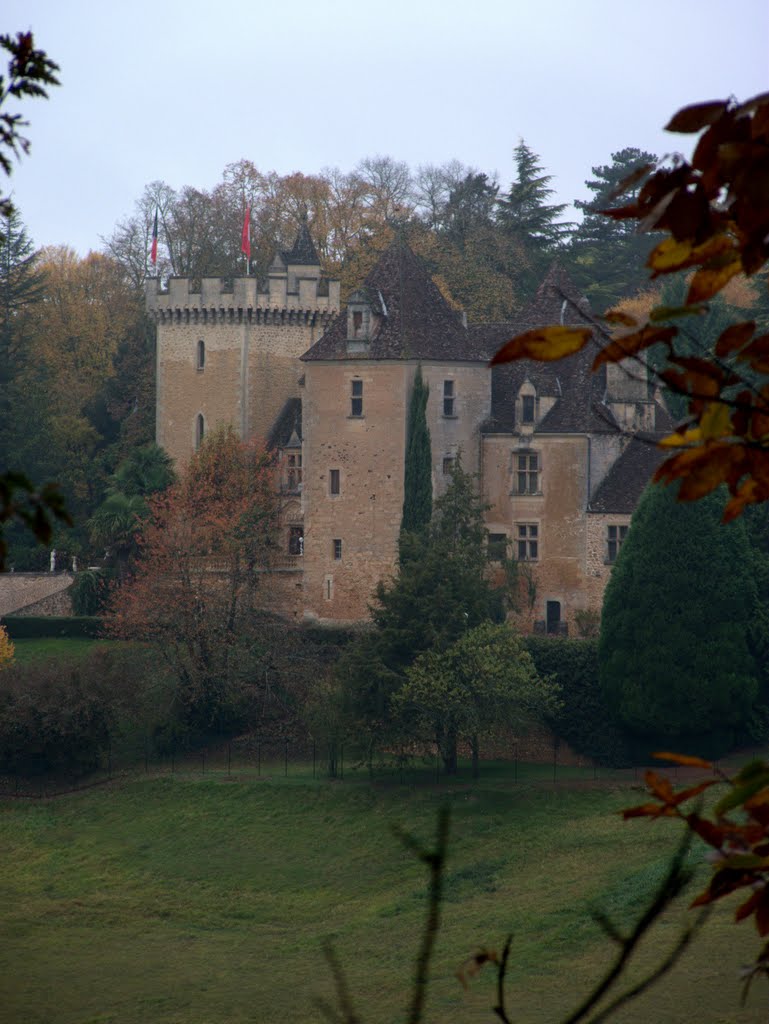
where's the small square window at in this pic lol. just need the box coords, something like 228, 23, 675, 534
521, 394, 535, 424
329, 469, 340, 496
443, 379, 455, 417
516, 523, 538, 561
442, 456, 455, 475
333, 539, 342, 561
606, 524, 629, 563
351, 379, 363, 417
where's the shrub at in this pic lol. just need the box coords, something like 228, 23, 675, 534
70, 569, 112, 615
1, 616, 103, 639
600, 484, 760, 758
0, 647, 132, 776
0, 625, 14, 668
525, 636, 631, 766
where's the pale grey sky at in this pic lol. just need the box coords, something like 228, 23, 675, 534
5, 0, 769, 255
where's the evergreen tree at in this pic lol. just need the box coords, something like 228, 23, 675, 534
401, 366, 432, 535
339, 459, 507, 749
496, 141, 573, 299
0, 209, 43, 452
569, 147, 658, 313
600, 482, 760, 757
440, 172, 498, 252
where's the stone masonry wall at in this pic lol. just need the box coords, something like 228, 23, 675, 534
302, 361, 411, 624
483, 434, 592, 632
0, 573, 74, 617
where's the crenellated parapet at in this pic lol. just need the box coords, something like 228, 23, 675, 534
145, 273, 340, 325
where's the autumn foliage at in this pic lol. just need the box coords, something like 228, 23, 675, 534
491, 91, 769, 519
107, 427, 281, 731
626, 752, 769, 994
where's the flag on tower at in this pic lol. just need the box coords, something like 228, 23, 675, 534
241, 204, 251, 261
150, 208, 158, 266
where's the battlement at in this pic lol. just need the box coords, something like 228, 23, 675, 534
145, 274, 340, 323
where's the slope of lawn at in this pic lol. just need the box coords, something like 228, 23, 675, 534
0, 770, 764, 1024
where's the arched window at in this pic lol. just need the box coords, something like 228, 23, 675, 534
197, 339, 205, 370
195, 414, 205, 449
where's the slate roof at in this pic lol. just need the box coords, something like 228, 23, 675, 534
474, 264, 619, 434
589, 434, 669, 513
301, 240, 486, 362
282, 221, 320, 266
266, 397, 302, 450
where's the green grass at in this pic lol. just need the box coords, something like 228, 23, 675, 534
10, 637, 107, 664
0, 771, 765, 1023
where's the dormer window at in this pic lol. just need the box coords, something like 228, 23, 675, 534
346, 290, 371, 344
518, 382, 537, 427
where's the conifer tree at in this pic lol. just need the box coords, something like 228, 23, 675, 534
401, 366, 432, 535
496, 140, 572, 297
600, 482, 760, 757
569, 147, 658, 312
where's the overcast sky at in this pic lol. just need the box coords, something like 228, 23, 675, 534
5, 0, 769, 256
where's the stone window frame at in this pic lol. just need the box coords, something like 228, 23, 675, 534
513, 449, 541, 495
196, 339, 205, 371
329, 468, 341, 496
443, 378, 456, 418
515, 522, 539, 561
285, 452, 302, 492
288, 526, 304, 556
350, 378, 364, 417
442, 455, 456, 475
195, 413, 205, 450
606, 523, 629, 564
333, 538, 343, 561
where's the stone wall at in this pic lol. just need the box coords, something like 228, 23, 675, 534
302, 360, 411, 623
0, 573, 74, 617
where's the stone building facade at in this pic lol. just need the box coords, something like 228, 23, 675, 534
148, 229, 669, 630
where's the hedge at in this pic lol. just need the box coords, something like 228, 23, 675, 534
524, 636, 632, 767
1, 616, 104, 639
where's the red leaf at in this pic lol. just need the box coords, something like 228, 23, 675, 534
665, 100, 729, 133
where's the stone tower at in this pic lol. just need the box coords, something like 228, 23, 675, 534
146, 223, 340, 467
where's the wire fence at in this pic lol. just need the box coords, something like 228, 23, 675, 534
0, 732, 725, 799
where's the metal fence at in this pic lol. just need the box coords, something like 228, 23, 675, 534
0, 732, 710, 799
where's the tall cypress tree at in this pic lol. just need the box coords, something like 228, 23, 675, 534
401, 365, 432, 535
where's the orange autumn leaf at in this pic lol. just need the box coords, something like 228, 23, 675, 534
592, 325, 677, 369
653, 751, 714, 769
488, 326, 592, 366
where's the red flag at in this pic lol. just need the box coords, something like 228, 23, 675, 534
150, 208, 158, 266
241, 204, 251, 260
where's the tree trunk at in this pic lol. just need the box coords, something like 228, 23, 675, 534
440, 727, 458, 775
471, 734, 479, 779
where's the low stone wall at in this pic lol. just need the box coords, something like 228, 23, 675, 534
0, 573, 74, 617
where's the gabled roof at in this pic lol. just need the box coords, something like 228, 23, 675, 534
301, 239, 486, 362
476, 263, 617, 434
282, 220, 320, 266
589, 434, 668, 513
266, 397, 302, 450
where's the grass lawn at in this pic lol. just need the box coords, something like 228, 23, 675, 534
0, 770, 766, 1024
10, 637, 108, 664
